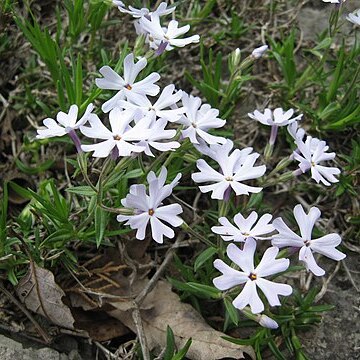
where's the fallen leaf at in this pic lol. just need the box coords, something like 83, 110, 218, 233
72, 308, 129, 341
108, 280, 255, 360
15, 263, 75, 329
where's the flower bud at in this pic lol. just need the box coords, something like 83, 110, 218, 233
258, 314, 279, 329
251, 45, 268, 59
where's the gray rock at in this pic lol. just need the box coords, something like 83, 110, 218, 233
0, 334, 69, 360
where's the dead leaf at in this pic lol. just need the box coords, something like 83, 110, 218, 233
108, 280, 255, 360
72, 308, 129, 341
15, 263, 75, 329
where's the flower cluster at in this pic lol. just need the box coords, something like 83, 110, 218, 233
212, 205, 345, 314
35, 1, 346, 327
248, 105, 340, 185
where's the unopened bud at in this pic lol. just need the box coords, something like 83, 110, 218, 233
251, 45, 268, 59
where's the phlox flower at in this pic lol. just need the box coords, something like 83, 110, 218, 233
248, 108, 302, 148
287, 121, 306, 141
117, 167, 183, 243
293, 136, 340, 186
192, 140, 266, 200
177, 93, 226, 145
140, 14, 200, 53
113, 1, 175, 18
36, 103, 94, 139
272, 204, 346, 276
213, 239, 292, 314
117, 84, 185, 122
346, 9, 360, 25
212, 211, 274, 242
80, 108, 151, 158
248, 108, 302, 127
136, 115, 180, 156
322, 0, 340, 3
95, 53, 160, 113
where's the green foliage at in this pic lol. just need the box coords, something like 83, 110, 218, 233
163, 326, 192, 360
186, 44, 252, 119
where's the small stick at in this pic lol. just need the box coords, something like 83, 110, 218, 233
132, 301, 150, 360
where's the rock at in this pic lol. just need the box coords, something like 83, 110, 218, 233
0, 334, 69, 360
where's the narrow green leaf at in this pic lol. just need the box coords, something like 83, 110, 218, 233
194, 247, 217, 272
163, 326, 175, 360
95, 205, 107, 247
224, 298, 239, 325
66, 186, 97, 196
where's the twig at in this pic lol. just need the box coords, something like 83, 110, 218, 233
94, 341, 117, 360
132, 301, 150, 360
135, 233, 185, 306
342, 260, 360, 293
315, 261, 341, 303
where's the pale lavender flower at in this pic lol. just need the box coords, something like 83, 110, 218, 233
346, 9, 360, 25
140, 14, 200, 53
95, 53, 160, 113
212, 211, 274, 242
272, 204, 346, 276
80, 108, 151, 157
177, 93, 226, 145
192, 140, 266, 200
36, 104, 94, 139
213, 239, 292, 314
248, 108, 302, 147
113, 1, 175, 18
117, 167, 183, 243
293, 136, 340, 186
287, 121, 306, 141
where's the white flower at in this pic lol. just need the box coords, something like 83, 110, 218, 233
346, 9, 360, 25
117, 84, 185, 122
140, 14, 200, 52
192, 140, 266, 200
272, 204, 346, 276
137, 115, 180, 156
251, 45, 268, 59
36, 104, 94, 139
248, 108, 303, 127
177, 93, 226, 145
117, 167, 183, 243
213, 239, 292, 314
287, 121, 306, 141
113, 1, 175, 18
212, 211, 274, 242
80, 108, 151, 157
95, 53, 160, 113
322, 0, 340, 3
293, 136, 340, 186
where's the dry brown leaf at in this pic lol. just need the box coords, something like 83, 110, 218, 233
72, 308, 129, 341
15, 263, 75, 329
108, 280, 255, 360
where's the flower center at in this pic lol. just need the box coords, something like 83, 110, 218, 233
191, 122, 197, 128
148, 208, 155, 216
164, 35, 169, 40
242, 232, 250, 237
304, 240, 311, 247
113, 135, 121, 141
125, 84, 132, 90
311, 161, 315, 167
225, 176, 233, 181
249, 273, 257, 281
